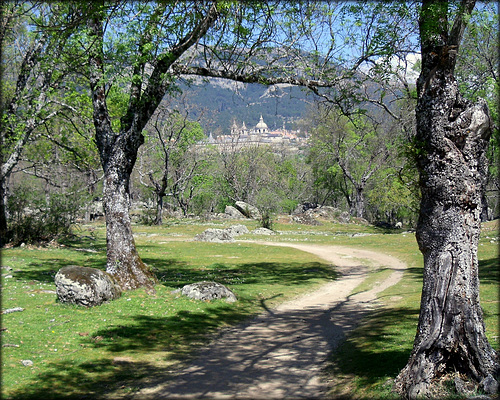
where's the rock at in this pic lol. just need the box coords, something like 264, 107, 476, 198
454, 376, 475, 396
227, 224, 249, 236
55, 266, 121, 307
252, 227, 275, 235
292, 202, 318, 214
180, 281, 237, 302
2, 307, 24, 314
292, 213, 321, 225
225, 205, 247, 219
21, 360, 33, 366
234, 201, 261, 219
480, 374, 499, 395
307, 206, 340, 220
194, 228, 235, 243
338, 211, 351, 224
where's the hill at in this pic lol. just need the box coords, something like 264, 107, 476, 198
175, 77, 314, 136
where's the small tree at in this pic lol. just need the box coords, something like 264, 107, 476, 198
138, 104, 204, 224
307, 105, 398, 219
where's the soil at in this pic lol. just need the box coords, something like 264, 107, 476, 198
133, 242, 406, 399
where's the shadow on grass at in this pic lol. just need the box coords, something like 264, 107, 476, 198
7, 248, 337, 399
478, 257, 500, 285
6, 297, 271, 400
323, 306, 420, 398
144, 257, 337, 289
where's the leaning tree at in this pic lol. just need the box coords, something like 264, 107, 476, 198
394, 0, 498, 397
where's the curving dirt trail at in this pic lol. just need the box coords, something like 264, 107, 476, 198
134, 242, 406, 399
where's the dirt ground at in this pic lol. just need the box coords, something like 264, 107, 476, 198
133, 242, 406, 399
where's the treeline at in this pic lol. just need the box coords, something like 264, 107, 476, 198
4, 74, 499, 246
1, 1, 498, 248
0, 94, 426, 244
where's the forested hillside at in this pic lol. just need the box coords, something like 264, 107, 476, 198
177, 78, 311, 135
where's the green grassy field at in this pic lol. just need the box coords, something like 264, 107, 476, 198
1, 218, 498, 399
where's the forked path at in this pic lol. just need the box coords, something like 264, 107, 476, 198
135, 242, 406, 399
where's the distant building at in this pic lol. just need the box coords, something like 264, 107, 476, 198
216, 115, 306, 147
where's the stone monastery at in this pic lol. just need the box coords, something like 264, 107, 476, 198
206, 115, 307, 147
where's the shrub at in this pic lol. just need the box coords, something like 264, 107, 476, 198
6, 185, 86, 245
259, 211, 274, 230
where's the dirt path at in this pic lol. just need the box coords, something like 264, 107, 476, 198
134, 242, 406, 399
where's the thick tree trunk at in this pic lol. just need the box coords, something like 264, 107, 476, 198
103, 149, 157, 291
395, 2, 498, 397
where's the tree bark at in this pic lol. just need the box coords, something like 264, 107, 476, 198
102, 143, 157, 291
395, 1, 498, 397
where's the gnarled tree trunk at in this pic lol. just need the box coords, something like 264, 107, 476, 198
395, 0, 498, 397
102, 141, 157, 291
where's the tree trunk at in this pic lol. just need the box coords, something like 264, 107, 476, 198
154, 191, 164, 225
354, 185, 365, 219
0, 176, 8, 246
395, 1, 498, 397
103, 153, 157, 291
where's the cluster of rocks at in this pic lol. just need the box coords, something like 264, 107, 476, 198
54, 265, 239, 307
224, 201, 262, 220
291, 204, 351, 225
194, 224, 275, 243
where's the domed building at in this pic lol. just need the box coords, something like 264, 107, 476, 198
254, 115, 269, 134
217, 115, 305, 149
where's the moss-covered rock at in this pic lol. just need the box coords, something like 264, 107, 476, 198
55, 266, 121, 307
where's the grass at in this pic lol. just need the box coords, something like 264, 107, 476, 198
1, 218, 498, 399
1, 221, 336, 399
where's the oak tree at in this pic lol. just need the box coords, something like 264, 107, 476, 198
394, 1, 498, 397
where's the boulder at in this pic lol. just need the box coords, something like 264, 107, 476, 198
225, 205, 247, 219
480, 374, 499, 395
194, 228, 235, 243
227, 224, 250, 236
180, 281, 237, 302
292, 202, 318, 215
292, 213, 321, 226
338, 211, 351, 224
55, 266, 121, 307
234, 201, 261, 219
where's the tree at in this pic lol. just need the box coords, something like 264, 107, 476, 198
80, 1, 225, 291
45, 0, 417, 291
0, 2, 78, 244
138, 103, 205, 223
394, 1, 498, 397
307, 105, 398, 219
